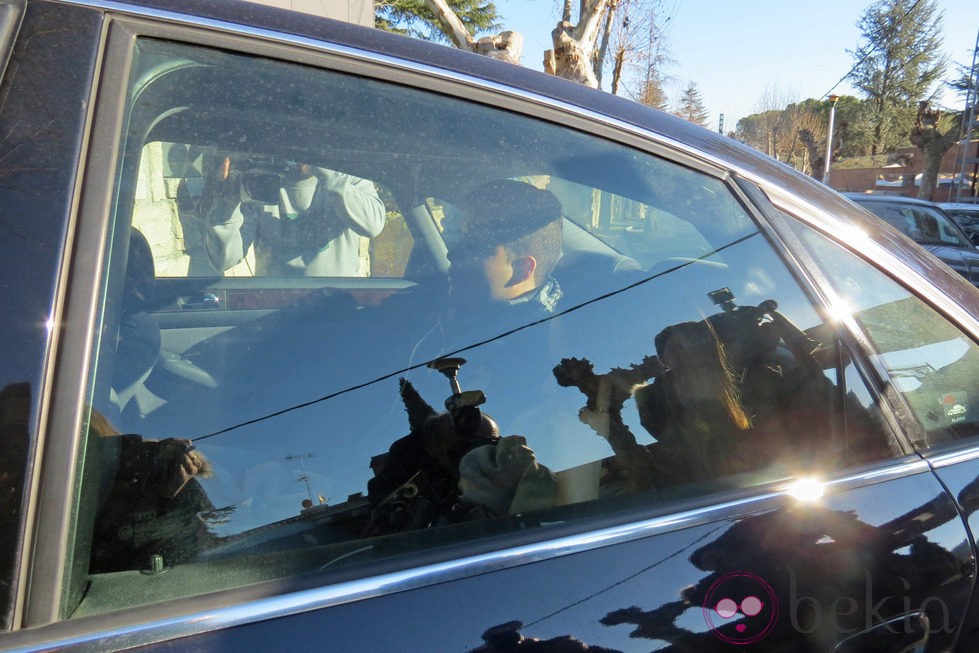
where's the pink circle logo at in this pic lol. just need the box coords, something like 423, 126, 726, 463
702, 571, 779, 645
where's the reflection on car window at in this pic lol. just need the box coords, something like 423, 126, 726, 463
67, 37, 899, 618
134, 142, 411, 278
788, 216, 979, 447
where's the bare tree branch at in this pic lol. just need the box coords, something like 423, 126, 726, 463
422, 0, 476, 50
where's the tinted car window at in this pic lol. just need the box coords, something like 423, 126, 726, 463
134, 141, 413, 278
789, 218, 979, 448
942, 205, 979, 238
65, 37, 899, 618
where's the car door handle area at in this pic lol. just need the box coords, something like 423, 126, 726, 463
831, 611, 928, 653
179, 291, 221, 310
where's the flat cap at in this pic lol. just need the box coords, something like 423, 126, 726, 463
459, 179, 563, 247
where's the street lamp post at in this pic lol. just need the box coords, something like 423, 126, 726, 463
822, 95, 840, 185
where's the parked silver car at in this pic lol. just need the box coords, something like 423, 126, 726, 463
941, 202, 979, 241
845, 193, 979, 287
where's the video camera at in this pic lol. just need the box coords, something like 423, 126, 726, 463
229, 153, 294, 204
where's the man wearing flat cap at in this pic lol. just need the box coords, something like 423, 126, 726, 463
441, 179, 564, 326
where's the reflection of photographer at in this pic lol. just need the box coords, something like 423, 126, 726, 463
89, 410, 216, 573
202, 155, 385, 276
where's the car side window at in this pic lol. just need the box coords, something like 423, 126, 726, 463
65, 37, 900, 619
794, 223, 979, 448
133, 142, 413, 278
786, 214, 979, 449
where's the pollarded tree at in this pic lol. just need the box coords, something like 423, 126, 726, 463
545, 0, 612, 88
910, 101, 962, 199
673, 81, 710, 128
848, 0, 946, 155
912, 41, 979, 199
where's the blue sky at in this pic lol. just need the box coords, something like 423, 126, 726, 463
491, 0, 979, 130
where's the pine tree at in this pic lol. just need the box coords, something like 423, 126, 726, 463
638, 71, 669, 111
847, 0, 945, 155
673, 82, 710, 128
376, 0, 499, 44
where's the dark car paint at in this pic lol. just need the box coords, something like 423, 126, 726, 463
109, 471, 977, 652
3, 1, 979, 651
0, 1, 104, 627
920, 243, 979, 288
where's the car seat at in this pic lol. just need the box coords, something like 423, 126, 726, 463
110, 229, 163, 418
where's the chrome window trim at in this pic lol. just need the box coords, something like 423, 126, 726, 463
762, 184, 979, 343
925, 444, 979, 469
3, 456, 930, 651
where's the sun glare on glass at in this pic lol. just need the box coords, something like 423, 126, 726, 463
787, 478, 824, 502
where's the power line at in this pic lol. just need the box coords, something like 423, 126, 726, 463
191, 233, 760, 443
819, 0, 926, 100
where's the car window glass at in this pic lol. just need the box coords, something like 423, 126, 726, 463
787, 216, 979, 448
133, 142, 413, 278
860, 201, 971, 247
65, 37, 898, 618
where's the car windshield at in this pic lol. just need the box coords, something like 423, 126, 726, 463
859, 200, 973, 247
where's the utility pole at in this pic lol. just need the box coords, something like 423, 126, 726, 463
822, 95, 840, 185
954, 27, 979, 203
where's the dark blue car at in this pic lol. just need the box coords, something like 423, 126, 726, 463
4, 2, 979, 651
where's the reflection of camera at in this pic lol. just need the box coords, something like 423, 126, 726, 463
233, 154, 292, 204
240, 169, 284, 204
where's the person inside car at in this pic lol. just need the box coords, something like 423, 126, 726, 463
440, 178, 565, 329
201, 155, 386, 276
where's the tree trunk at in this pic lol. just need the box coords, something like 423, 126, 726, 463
545, 0, 610, 88
423, 0, 475, 51
909, 101, 962, 200
594, 0, 618, 89
798, 129, 824, 180
610, 46, 625, 95
473, 31, 523, 65
421, 0, 523, 65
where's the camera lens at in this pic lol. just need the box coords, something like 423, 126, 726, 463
242, 171, 282, 204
